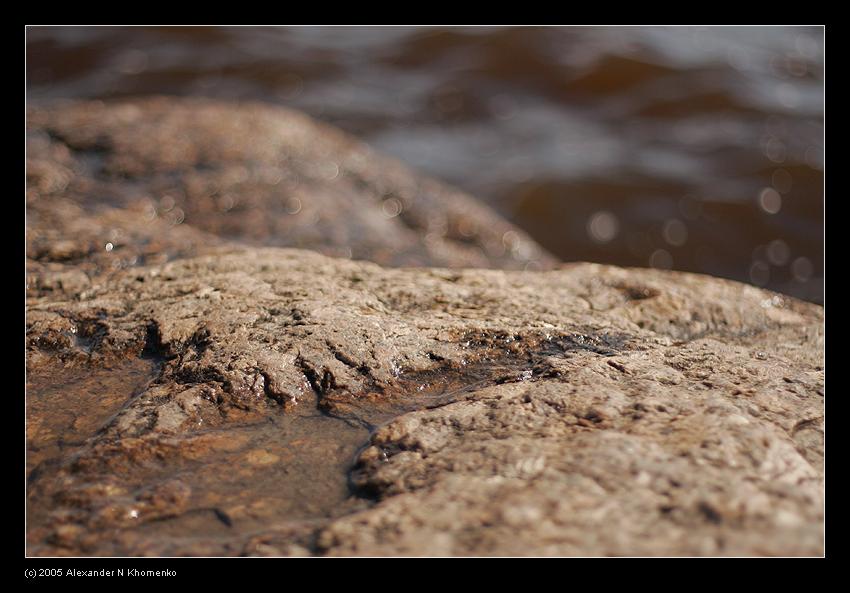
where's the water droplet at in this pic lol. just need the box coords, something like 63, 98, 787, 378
317, 161, 340, 180
502, 230, 520, 249
169, 208, 185, 225
218, 195, 236, 212
381, 197, 403, 219
285, 197, 302, 215
159, 195, 176, 212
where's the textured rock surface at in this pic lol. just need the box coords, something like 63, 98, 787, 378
26, 98, 823, 556
26, 249, 824, 556
27, 97, 554, 277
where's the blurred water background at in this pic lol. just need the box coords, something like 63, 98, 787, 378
26, 26, 824, 303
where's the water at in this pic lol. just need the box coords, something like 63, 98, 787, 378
25, 359, 373, 555
26, 359, 159, 476
26, 26, 824, 302
26, 326, 633, 554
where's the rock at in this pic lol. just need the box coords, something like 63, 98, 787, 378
27, 97, 555, 282
26, 248, 823, 556
26, 98, 823, 556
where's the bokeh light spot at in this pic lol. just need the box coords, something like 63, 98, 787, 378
792, 257, 813, 282
587, 211, 619, 244
766, 239, 790, 266
285, 196, 302, 215
758, 188, 782, 214
662, 219, 688, 247
382, 197, 403, 219
649, 249, 673, 270
749, 261, 770, 286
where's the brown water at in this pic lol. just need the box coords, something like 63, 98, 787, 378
26, 359, 160, 537
26, 359, 159, 475
26, 327, 631, 554
24, 356, 373, 554
26, 26, 824, 303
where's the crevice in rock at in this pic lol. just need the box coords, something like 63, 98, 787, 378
141, 320, 169, 360
325, 340, 372, 377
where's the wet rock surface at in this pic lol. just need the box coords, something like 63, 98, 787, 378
26, 249, 823, 556
26, 98, 823, 556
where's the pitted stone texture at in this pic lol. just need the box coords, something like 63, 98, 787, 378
327, 345, 823, 556
26, 249, 823, 556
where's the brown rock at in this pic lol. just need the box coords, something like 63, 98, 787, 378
26, 249, 823, 556
25, 98, 823, 556
27, 97, 555, 282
